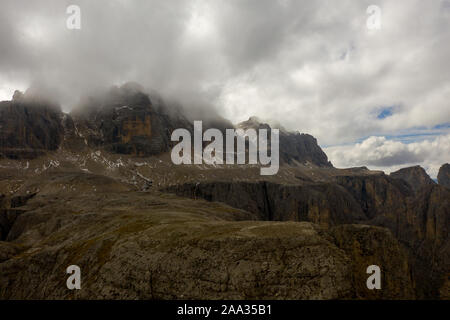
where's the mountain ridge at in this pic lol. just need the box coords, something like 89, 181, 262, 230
1, 83, 332, 169
0, 83, 448, 300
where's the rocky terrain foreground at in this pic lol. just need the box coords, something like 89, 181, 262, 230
0, 84, 448, 299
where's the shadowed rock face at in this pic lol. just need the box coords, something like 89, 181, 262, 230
278, 133, 332, 167
0, 175, 414, 299
0, 193, 35, 241
438, 164, 450, 189
71, 83, 192, 156
389, 165, 435, 193
166, 174, 449, 299
336, 176, 449, 299
166, 181, 366, 226
406, 185, 450, 298
237, 117, 332, 168
0, 91, 64, 159
331, 225, 414, 299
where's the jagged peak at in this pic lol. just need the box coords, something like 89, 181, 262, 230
236, 116, 270, 130
390, 165, 435, 192
12, 90, 24, 101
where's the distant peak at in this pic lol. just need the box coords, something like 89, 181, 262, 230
248, 116, 262, 123
12, 90, 24, 101
390, 165, 435, 192
237, 116, 270, 130
120, 81, 145, 93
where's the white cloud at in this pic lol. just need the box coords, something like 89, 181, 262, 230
0, 76, 27, 102
325, 133, 450, 178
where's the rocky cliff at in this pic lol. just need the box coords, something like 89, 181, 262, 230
0, 90, 64, 159
71, 83, 192, 156
237, 117, 332, 168
390, 165, 435, 193
0, 173, 414, 299
165, 173, 449, 299
438, 163, 450, 189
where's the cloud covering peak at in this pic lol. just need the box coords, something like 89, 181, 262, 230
0, 0, 448, 174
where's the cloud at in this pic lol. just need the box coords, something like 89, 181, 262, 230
325, 134, 450, 178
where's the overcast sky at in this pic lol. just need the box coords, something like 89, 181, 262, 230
0, 0, 449, 177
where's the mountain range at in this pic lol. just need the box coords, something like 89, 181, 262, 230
0, 83, 448, 299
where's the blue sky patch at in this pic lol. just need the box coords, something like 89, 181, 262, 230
377, 107, 394, 119
433, 123, 450, 130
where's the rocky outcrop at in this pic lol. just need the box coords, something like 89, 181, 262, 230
0, 242, 26, 263
331, 224, 414, 299
333, 174, 412, 222
390, 166, 435, 193
0, 193, 35, 241
278, 132, 332, 167
71, 83, 192, 157
238, 117, 332, 167
166, 181, 366, 226
438, 163, 450, 189
404, 185, 450, 298
165, 174, 449, 299
0, 179, 414, 299
0, 90, 65, 159
0, 209, 27, 241
330, 178, 448, 298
